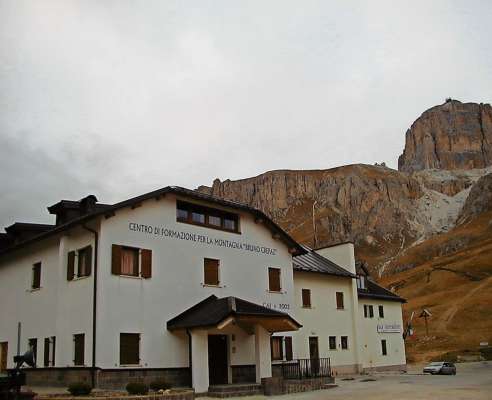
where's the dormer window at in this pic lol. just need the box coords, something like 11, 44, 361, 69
356, 275, 366, 290
176, 201, 240, 233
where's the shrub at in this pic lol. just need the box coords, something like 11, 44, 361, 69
67, 382, 92, 396
126, 382, 149, 395
150, 380, 169, 391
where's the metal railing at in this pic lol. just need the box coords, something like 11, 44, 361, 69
280, 358, 332, 380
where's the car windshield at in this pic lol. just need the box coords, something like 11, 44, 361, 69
429, 362, 443, 366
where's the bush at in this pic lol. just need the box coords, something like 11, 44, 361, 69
67, 382, 92, 396
149, 380, 169, 391
126, 382, 149, 395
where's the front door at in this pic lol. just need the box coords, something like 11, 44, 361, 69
0, 342, 7, 372
309, 337, 319, 376
208, 335, 228, 385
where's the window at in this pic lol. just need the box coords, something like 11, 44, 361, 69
363, 304, 368, 318
268, 267, 281, 292
329, 336, 337, 350
204, 258, 220, 286
43, 337, 55, 367
369, 305, 374, 318
176, 201, 240, 233
336, 292, 344, 309
271, 337, 283, 361
32, 263, 41, 289
284, 337, 293, 361
120, 333, 140, 365
111, 245, 152, 279
341, 336, 348, 350
356, 275, 366, 289
378, 305, 384, 318
381, 339, 387, 356
73, 334, 85, 366
28, 338, 37, 365
67, 246, 92, 280
301, 289, 311, 308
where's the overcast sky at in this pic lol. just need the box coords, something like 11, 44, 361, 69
1, 0, 491, 228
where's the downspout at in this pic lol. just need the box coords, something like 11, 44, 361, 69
186, 329, 192, 387
83, 224, 98, 388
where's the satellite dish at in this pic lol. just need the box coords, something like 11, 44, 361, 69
13, 349, 36, 368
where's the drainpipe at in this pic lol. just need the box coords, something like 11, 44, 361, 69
186, 329, 192, 387
83, 224, 98, 388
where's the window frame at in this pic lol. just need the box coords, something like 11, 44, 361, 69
28, 338, 37, 365
43, 336, 55, 367
369, 305, 374, 318
336, 292, 344, 310
73, 333, 85, 366
381, 339, 387, 356
120, 333, 140, 366
268, 267, 282, 293
203, 258, 220, 286
341, 336, 348, 350
176, 200, 240, 234
31, 262, 41, 290
270, 336, 284, 361
328, 336, 337, 350
378, 305, 384, 318
77, 246, 92, 278
301, 289, 311, 308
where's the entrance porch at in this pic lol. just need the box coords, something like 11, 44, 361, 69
167, 295, 302, 394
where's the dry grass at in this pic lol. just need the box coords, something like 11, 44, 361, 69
380, 211, 492, 363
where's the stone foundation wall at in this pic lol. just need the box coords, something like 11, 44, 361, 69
261, 376, 335, 396
23, 368, 191, 390
330, 364, 361, 376
230, 365, 255, 384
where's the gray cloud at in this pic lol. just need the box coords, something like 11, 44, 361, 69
1, 0, 491, 228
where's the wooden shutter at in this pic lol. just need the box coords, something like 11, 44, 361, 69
67, 251, 75, 281
120, 333, 140, 365
285, 337, 293, 361
268, 268, 281, 292
85, 246, 92, 277
73, 334, 84, 365
111, 245, 122, 275
204, 258, 219, 285
51, 337, 56, 366
44, 338, 50, 367
369, 305, 374, 318
141, 249, 152, 279
32, 263, 41, 289
302, 289, 311, 308
336, 292, 344, 309
270, 337, 283, 361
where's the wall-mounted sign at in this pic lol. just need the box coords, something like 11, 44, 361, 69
263, 302, 290, 311
377, 323, 401, 333
128, 222, 278, 256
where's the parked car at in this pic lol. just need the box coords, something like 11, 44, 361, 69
423, 362, 456, 375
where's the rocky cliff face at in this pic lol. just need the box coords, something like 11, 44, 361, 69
398, 100, 492, 172
457, 172, 492, 224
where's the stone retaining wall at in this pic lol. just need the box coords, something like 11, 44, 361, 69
37, 391, 194, 400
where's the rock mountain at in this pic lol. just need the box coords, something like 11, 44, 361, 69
198, 100, 492, 277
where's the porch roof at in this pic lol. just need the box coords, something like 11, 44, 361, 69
167, 295, 302, 333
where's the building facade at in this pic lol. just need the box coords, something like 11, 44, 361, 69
0, 187, 406, 393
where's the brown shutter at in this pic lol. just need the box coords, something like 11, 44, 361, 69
111, 245, 122, 275
85, 246, 92, 277
204, 258, 219, 285
336, 292, 344, 309
67, 251, 75, 281
302, 289, 311, 308
141, 249, 152, 279
268, 268, 281, 292
285, 337, 293, 361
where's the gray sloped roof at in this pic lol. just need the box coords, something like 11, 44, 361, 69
293, 245, 355, 278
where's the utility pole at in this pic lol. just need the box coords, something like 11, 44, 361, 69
312, 200, 318, 248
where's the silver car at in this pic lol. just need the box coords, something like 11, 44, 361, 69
423, 361, 457, 375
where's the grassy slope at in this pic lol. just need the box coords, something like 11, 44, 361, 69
379, 211, 492, 363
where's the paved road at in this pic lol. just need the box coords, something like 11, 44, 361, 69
203, 361, 492, 400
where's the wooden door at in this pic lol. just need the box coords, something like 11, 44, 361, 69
0, 342, 7, 372
308, 337, 319, 376
208, 335, 228, 385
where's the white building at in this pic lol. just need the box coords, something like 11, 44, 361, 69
0, 187, 406, 393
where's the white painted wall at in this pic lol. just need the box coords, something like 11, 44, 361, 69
95, 194, 294, 369
0, 228, 94, 369
357, 298, 406, 369
314, 243, 356, 274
